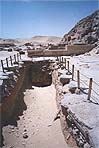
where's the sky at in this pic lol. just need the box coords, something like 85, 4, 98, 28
0, 0, 98, 39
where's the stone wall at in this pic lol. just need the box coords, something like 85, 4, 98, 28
66, 44, 95, 53
28, 44, 95, 57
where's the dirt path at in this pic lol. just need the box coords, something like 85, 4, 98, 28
3, 84, 68, 148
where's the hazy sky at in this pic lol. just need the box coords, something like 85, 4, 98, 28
0, 0, 98, 39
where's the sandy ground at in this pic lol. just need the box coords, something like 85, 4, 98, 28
2, 84, 68, 148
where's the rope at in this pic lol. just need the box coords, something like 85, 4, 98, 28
91, 95, 99, 105
80, 82, 86, 88
92, 89, 99, 97
93, 80, 99, 87
80, 79, 99, 98
80, 72, 90, 79
80, 79, 89, 87
91, 95, 99, 102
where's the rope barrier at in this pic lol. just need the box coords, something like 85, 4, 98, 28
61, 59, 99, 102
92, 89, 99, 97
80, 72, 90, 79
80, 79, 89, 87
80, 79, 88, 86
0, 53, 20, 72
93, 80, 99, 87
68, 60, 99, 88
91, 95, 99, 105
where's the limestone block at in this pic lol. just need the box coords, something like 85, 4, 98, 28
60, 73, 71, 85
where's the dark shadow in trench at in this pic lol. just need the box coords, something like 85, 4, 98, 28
31, 60, 52, 87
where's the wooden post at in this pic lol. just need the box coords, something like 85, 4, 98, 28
17, 53, 19, 62
1, 60, 4, 72
67, 61, 69, 72
77, 70, 80, 88
62, 57, 63, 63
14, 54, 16, 63
87, 78, 93, 100
65, 58, 66, 69
60, 56, 61, 63
57, 56, 59, 61
10, 56, 13, 66
20, 53, 21, 59
6, 58, 9, 68
72, 65, 74, 80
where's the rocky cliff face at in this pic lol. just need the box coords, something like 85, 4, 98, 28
61, 10, 99, 45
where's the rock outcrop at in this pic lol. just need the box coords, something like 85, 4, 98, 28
61, 10, 99, 45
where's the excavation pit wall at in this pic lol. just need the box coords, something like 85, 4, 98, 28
52, 65, 77, 148
52, 60, 96, 148
1, 60, 53, 127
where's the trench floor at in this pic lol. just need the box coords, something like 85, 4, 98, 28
3, 84, 68, 148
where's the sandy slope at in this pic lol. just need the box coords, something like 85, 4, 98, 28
0, 36, 61, 45
3, 84, 68, 148
17, 36, 62, 45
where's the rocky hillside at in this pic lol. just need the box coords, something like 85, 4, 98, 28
61, 10, 99, 45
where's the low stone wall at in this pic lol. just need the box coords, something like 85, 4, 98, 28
28, 44, 95, 57
66, 44, 95, 54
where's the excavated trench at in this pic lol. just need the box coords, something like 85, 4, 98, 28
1, 60, 56, 147
1, 59, 79, 148
2, 60, 52, 125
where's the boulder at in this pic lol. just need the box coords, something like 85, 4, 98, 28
60, 77, 70, 85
